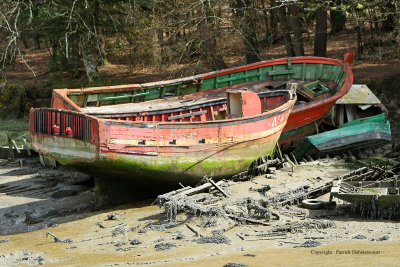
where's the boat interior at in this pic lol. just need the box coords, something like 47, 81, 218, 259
68, 79, 335, 123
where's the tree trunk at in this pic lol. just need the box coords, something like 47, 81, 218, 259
197, 3, 227, 70
382, 1, 396, 32
356, 25, 363, 58
314, 7, 327, 57
330, 0, 346, 35
81, 38, 100, 83
234, 0, 260, 63
278, 6, 295, 57
261, 0, 278, 45
290, 4, 304, 56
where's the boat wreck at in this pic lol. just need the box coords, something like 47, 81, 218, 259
29, 52, 354, 189
30, 87, 296, 188
330, 164, 400, 219
293, 84, 392, 159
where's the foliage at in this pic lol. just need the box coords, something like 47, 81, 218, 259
0, 0, 399, 85
0, 119, 29, 146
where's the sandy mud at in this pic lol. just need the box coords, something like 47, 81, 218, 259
1, 150, 399, 266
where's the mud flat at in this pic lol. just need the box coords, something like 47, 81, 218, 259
0, 152, 399, 266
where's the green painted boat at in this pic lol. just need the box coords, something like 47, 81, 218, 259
293, 113, 391, 159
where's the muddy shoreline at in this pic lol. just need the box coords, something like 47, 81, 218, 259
1, 148, 399, 266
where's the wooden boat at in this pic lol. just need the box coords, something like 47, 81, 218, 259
30, 87, 296, 187
293, 84, 392, 159
29, 52, 354, 187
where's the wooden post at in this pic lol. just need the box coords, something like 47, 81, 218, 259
12, 139, 21, 154
23, 138, 31, 157
7, 134, 14, 162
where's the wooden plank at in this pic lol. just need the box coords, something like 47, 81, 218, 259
267, 69, 297, 76
168, 110, 207, 121
23, 139, 31, 157
12, 140, 21, 154
7, 135, 14, 161
208, 178, 229, 198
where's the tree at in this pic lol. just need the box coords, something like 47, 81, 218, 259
290, 4, 305, 56
233, 0, 261, 63
197, 1, 227, 69
278, 5, 295, 57
314, 5, 327, 57
330, 0, 346, 35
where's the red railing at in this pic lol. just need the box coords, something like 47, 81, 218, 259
31, 109, 99, 143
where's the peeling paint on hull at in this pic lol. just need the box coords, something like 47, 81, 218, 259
68, 132, 280, 186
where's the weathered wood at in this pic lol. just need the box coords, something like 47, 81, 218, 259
284, 154, 295, 166
23, 138, 31, 156
186, 224, 202, 237
183, 180, 224, 196
236, 233, 244, 240
7, 135, 14, 162
46, 232, 62, 242
227, 215, 271, 226
208, 178, 229, 198
168, 110, 207, 121
11, 140, 21, 154
290, 152, 298, 165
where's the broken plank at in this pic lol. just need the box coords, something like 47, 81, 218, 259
227, 215, 271, 226
208, 178, 229, 198
11, 140, 21, 154
186, 224, 203, 237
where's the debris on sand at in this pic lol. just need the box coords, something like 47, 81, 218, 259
193, 234, 231, 244
172, 233, 185, 240
114, 241, 127, 247
116, 247, 131, 252
295, 240, 322, 248
107, 213, 119, 220
352, 234, 367, 239
223, 263, 248, 267
46, 232, 73, 243
130, 239, 142, 245
96, 222, 106, 229
138, 222, 175, 233
372, 235, 390, 241
111, 225, 126, 236
154, 242, 177, 251
243, 254, 257, 257
0, 239, 10, 243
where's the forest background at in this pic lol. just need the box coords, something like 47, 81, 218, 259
0, 0, 399, 144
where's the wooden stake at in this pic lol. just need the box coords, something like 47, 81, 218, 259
7, 135, 14, 162
12, 140, 20, 154
23, 138, 31, 157
208, 178, 229, 198
186, 224, 202, 237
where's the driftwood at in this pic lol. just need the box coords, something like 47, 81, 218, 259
46, 232, 62, 242
157, 180, 225, 207
232, 158, 282, 181
227, 215, 272, 226
208, 178, 229, 198
186, 224, 203, 237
